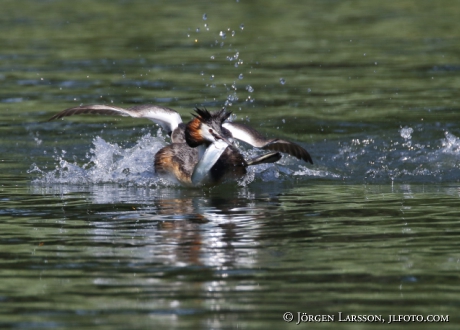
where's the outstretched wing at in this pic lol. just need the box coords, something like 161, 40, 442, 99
48, 104, 183, 135
223, 122, 313, 164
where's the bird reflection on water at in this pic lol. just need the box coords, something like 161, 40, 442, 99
31, 184, 271, 267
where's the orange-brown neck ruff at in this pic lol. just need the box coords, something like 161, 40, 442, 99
185, 117, 204, 147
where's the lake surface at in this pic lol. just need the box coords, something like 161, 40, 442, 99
2, 0, 460, 329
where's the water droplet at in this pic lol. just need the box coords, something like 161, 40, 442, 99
232, 30, 235, 37
240, 23, 244, 30
307, 88, 311, 93
282, 119, 285, 123
210, 74, 214, 80
227, 93, 238, 102
196, 28, 200, 33
279, 78, 286, 85
202, 13, 207, 20
238, 73, 243, 79
400, 127, 413, 140
210, 55, 215, 60
246, 85, 254, 93
219, 31, 226, 39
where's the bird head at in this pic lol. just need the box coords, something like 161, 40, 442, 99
185, 108, 232, 147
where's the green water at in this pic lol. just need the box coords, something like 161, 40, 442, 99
2, 0, 460, 329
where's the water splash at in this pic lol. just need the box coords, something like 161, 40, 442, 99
399, 126, 413, 140
31, 133, 322, 187
31, 124, 460, 187
31, 133, 167, 186
332, 127, 460, 183
440, 131, 460, 155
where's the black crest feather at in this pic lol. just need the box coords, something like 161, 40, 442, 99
192, 107, 231, 124
192, 107, 212, 121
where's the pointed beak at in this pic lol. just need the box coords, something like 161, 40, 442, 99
209, 129, 232, 146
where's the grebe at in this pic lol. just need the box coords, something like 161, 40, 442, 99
48, 104, 313, 186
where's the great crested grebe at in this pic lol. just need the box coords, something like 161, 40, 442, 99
48, 104, 313, 186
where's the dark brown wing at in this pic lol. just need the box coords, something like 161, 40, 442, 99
222, 122, 313, 164
261, 139, 313, 164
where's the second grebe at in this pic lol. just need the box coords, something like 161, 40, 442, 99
48, 104, 313, 186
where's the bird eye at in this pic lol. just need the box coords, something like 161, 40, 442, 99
209, 129, 213, 133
